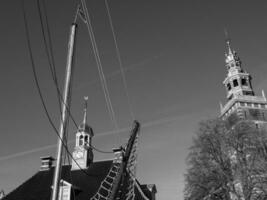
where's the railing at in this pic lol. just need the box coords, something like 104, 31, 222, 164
221, 95, 267, 116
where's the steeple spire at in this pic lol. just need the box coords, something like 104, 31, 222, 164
224, 28, 233, 56
72, 97, 94, 170
222, 35, 254, 101
83, 96, 88, 125
78, 96, 93, 135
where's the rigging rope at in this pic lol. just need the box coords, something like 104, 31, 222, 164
128, 171, 150, 200
36, 2, 75, 190
21, 0, 97, 179
104, 0, 135, 122
37, 0, 62, 116
79, 0, 118, 130
36, 1, 114, 156
91, 144, 113, 154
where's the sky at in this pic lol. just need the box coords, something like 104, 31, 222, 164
0, 0, 267, 199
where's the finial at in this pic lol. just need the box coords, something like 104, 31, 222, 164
83, 96, 88, 125
224, 28, 233, 55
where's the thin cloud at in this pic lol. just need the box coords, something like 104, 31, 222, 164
74, 53, 164, 91
0, 113, 181, 162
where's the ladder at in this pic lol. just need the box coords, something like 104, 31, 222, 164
91, 121, 140, 200
90, 162, 122, 200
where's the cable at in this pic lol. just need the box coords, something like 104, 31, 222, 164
36, 0, 115, 157
104, 0, 135, 121
91, 144, 113, 154
21, 0, 98, 179
36, 0, 80, 129
37, 0, 62, 115
80, 0, 118, 130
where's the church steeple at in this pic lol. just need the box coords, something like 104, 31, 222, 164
78, 96, 91, 134
72, 97, 94, 170
220, 36, 267, 126
223, 38, 254, 100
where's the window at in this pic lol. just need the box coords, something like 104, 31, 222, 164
241, 78, 248, 86
227, 83, 231, 91
79, 135, 84, 146
85, 135, 88, 145
233, 79, 238, 87
240, 102, 245, 106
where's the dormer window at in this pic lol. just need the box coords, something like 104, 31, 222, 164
233, 79, 238, 87
58, 180, 81, 200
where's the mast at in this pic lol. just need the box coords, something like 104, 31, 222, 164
51, 23, 77, 200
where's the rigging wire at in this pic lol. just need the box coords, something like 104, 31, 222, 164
80, 0, 118, 130
91, 144, 113, 154
36, 6, 79, 199
37, 0, 72, 164
37, 0, 62, 116
21, 0, 100, 179
28, 0, 114, 156
104, 0, 135, 121
36, 0, 80, 129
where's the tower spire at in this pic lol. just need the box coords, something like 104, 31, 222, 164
224, 28, 233, 56
222, 35, 255, 103
83, 96, 88, 125
72, 96, 94, 170
78, 96, 92, 134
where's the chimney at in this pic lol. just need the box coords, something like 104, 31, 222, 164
40, 156, 55, 171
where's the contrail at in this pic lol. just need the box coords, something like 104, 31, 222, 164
0, 144, 56, 161
74, 53, 163, 91
0, 114, 180, 162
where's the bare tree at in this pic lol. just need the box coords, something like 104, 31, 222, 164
184, 119, 267, 200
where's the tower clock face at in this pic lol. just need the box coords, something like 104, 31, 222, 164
74, 150, 84, 159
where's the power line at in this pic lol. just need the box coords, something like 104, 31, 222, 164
104, 0, 135, 121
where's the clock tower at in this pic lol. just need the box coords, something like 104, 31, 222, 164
72, 97, 94, 170
220, 38, 267, 127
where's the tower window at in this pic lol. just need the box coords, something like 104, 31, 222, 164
85, 135, 88, 145
241, 78, 248, 86
79, 135, 84, 146
233, 79, 238, 87
227, 83, 231, 91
